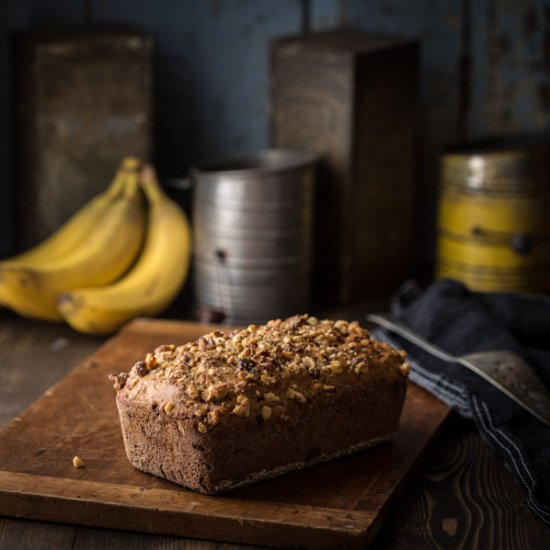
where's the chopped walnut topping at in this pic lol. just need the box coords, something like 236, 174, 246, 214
164, 402, 175, 414
286, 387, 307, 404
261, 405, 272, 420
232, 396, 251, 417
263, 392, 280, 403
145, 353, 158, 370
187, 384, 199, 399
194, 403, 209, 417
156, 344, 175, 353
203, 383, 230, 402
109, 373, 128, 390
118, 314, 408, 432
176, 420, 186, 434
399, 362, 411, 376
334, 320, 348, 333
354, 362, 368, 374
198, 422, 208, 433
207, 409, 221, 425
328, 360, 344, 374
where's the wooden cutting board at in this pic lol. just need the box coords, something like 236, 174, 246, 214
0, 319, 450, 549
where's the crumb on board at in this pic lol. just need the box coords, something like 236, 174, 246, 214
72, 456, 85, 468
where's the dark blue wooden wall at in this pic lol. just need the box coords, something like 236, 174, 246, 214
1, 0, 550, 261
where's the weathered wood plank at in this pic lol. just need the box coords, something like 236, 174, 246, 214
0, 517, 75, 550
372, 416, 550, 549
0, 318, 449, 549
0, 311, 104, 428
73, 527, 258, 550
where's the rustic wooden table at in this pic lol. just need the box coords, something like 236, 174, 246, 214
0, 311, 548, 549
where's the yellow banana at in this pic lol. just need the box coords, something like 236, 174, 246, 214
2, 171, 126, 268
0, 161, 146, 321
58, 165, 191, 334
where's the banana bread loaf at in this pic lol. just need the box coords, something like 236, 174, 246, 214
111, 314, 410, 494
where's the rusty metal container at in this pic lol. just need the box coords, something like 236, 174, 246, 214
192, 149, 317, 324
12, 28, 153, 251
436, 138, 550, 293
271, 30, 418, 305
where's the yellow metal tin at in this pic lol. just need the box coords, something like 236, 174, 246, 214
436, 140, 550, 293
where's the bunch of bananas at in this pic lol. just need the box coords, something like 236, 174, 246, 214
0, 158, 191, 334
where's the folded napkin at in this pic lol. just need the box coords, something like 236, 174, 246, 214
371, 279, 550, 525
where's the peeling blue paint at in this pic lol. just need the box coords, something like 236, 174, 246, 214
470, 0, 550, 138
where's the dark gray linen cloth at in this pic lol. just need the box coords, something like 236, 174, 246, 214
371, 279, 550, 524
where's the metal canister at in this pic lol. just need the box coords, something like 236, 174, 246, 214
192, 149, 317, 324
436, 140, 550, 293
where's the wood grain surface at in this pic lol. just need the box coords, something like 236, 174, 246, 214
0, 317, 449, 549
0, 312, 548, 549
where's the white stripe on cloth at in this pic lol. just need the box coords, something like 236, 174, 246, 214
472, 396, 550, 523
372, 329, 471, 415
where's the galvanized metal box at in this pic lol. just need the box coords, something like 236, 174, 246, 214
12, 28, 153, 251
271, 31, 418, 305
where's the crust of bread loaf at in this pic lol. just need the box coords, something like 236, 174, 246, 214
204, 433, 395, 493
116, 372, 406, 494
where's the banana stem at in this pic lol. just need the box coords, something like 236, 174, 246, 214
107, 157, 142, 199
123, 171, 140, 198
106, 173, 127, 199
139, 164, 165, 203
121, 157, 142, 172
